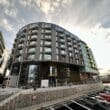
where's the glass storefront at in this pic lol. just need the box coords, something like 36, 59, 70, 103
28, 65, 38, 85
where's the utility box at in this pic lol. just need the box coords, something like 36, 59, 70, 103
41, 79, 49, 88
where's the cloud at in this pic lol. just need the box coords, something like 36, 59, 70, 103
0, 0, 9, 6
0, 19, 14, 31
99, 68, 110, 76
19, 0, 32, 7
4, 8, 17, 17
0, 0, 110, 75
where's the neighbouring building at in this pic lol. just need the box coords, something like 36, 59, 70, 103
9, 22, 99, 87
0, 32, 10, 82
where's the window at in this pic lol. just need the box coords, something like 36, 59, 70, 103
18, 56, 22, 61
69, 52, 72, 57
40, 40, 43, 45
56, 37, 58, 41
41, 34, 44, 39
56, 42, 58, 47
18, 44, 23, 48
56, 55, 59, 60
30, 24, 38, 28
19, 38, 24, 43
19, 50, 23, 54
73, 40, 77, 43
28, 30, 31, 34
76, 59, 79, 64
56, 27, 63, 32
74, 49, 78, 53
60, 39, 65, 42
44, 24, 51, 28
45, 35, 51, 39
39, 54, 42, 60
27, 36, 30, 40
73, 45, 78, 48
28, 48, 36, 53
31, 30, 38, 33
56, 48, 59, 54
61, 50, 66, 55
30, 41, 36, 45
28, 54, 35, 59
44, 41, 51, 45
28, 65, 38, 84
60, 44, 65, 48
40, 47, 43, 52
31, 35, 37, 39
75, 54, 78, 58
41, 29, 44, 33
44, 47, 51, 52
44, 54, 51, 60
68, 42, 72, 45
68, 47, 72, 51
45, 29, 51, 33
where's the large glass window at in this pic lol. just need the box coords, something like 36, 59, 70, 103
28, 65, 38, 84
44, 54, 51, 60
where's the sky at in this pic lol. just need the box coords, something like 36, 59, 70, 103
0, 0, 110, 76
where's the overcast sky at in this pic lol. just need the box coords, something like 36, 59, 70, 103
0, 0, 110, 76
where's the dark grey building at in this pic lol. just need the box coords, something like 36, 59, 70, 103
10, 22, 99, 87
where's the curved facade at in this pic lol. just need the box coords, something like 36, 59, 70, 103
10, 22, 99, 87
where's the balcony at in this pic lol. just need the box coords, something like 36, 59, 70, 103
28, 48, 36, 54
29, 41, 36, 47
27, 54, 35, 60
30, 23, 38, 29
30, 35, 37, 41
44, 41, 51, 47
31, 30, 38, 34
18, 44, 23, 49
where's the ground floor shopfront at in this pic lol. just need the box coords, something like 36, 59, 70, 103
9, 62, 97, 87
